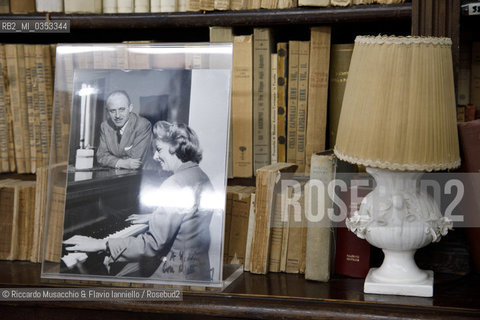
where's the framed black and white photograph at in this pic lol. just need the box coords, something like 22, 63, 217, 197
41, 43, 233, 287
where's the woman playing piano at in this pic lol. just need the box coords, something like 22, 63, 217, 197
64, 121, 214, 281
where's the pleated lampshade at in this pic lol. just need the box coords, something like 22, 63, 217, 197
334, 36, 460, 171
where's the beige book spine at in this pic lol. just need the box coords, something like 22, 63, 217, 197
103, 0, 118, 13
117, 0, 134, 12
5, 45, 27, 173
253, 28, 273, 172
286, 41, 300, 165
270, 53, 278, 165
232, 35, 253, 178
277, 0, 296, 8
200, 0, 214, 10
243, 192, 255, 272
134, 0, 150, 12
230, 0, 246, 9
213, 0, 229, 10
304, 151, 335, 281
186, 0, 200, 11
0, 183, 17, 260
24, 45, 37, 173
10, 0, 35, 13
227, 187, 255, 265
260, 0, 277, 9
249, 163, 297, 274
45, 185, 66, 262
276, 42, 288, 163
0, 45, 9, 172
285, 184, 305, 273
331, 0, 350, 5
295, 41, 310, 174
36, 45, 50, 170
328, 43, 354, 149
247, 0, 261, 8
0, 0, 9, 13
268, 190, 284, 272
305, 26, 331, 174
64, 0, 102, 13
298, 0, 329, 6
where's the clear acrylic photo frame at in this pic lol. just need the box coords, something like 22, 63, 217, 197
40, 42, 241, 290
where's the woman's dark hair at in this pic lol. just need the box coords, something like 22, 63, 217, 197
153, 121, 202, 164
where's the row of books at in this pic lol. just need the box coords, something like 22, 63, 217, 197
0, 44, 55, 174
457, 41, 480, 121
225, 155, 373, 280
1, 0, 405, 14
223, 25, 355, 178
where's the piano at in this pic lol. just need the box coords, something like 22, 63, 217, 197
60, 168, 167, 275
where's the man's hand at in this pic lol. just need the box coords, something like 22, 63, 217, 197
116, 158, 142, 169
63, 235, 107, 252
125, 213, 152, 224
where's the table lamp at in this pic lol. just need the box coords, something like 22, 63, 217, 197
334, 36, 460, 297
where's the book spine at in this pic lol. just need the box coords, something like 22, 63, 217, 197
0, 0, 9, 13
305, 26, 331, 174
10, 0, 35, 13
150, 0, 161, 11
228, 190, 253, 265
0, 185, 16, 259
471, 42, 480, 108
103, 0, 118, 12
36, 0, 64, 12
286, 41, 299, 165
5, 45, 27, 173
268, 190, 284, 272
134, 0, 149, 11
328, 43, 354, 149
199, 0, 214, 10
186, 0, 200, 11
243, 193, 256, 272
295, 41, 309, 173
64, 0, 102, 13
161, 0, 176, 11
0, 46, 15, 172
232, 35, 253, 178
305, 151, 335, 281
335, 186, 372, 278
253, 28, 273, 171
276, 42, 288, 163
230, 0, 246, 10
298, 0, 329, 6
331, 0, 351, 5
213, 0, 229, 10
270, 53, 278, 165
24, 45, 37, 174
0, 45, 9, 172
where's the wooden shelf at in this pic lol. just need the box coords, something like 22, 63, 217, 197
0, 4, 411, 30
0, 261, 479, 319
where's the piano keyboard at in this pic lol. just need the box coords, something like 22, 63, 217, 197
61, 223, 149, 269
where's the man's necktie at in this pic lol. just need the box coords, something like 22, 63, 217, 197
116, 129, 122, 144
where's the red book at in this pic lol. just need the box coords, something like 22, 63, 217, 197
335, 185, 372, 278
457, 120, 480, 273
465, 104, 476, 122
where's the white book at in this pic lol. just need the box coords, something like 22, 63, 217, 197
298, 0, 328, 6
134, 0, 150, 12
271, 53, 278, 164
178, 0, 187, 10
64, 0, 102, 13
103, 0, 117, 13
150, 0, 161, 11
118, 0, 134, 12
161, 0, 176, 11
36, 0, 63, 12
243, 193, 256, 272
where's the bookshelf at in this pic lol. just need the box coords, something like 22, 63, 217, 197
0, 261, 479, 319
1, 0, 479, 318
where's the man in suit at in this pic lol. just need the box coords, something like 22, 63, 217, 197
97, 90, 152, 169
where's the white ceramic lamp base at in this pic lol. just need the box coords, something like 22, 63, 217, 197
364, 269, 433, 297
346, 167, 452, 298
